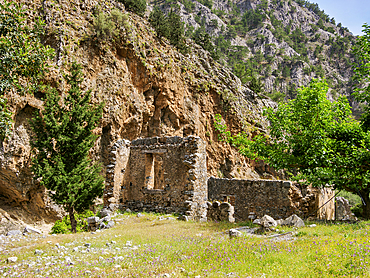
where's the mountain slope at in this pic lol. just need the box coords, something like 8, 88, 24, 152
151, 0, 356, 106
0, 0, 278, 224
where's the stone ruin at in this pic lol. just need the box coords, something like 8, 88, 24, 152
103, 136, 337, 222
104, 136, 207, 221
208, 177, 335, 221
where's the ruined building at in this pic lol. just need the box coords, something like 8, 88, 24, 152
104, 136, 335, 221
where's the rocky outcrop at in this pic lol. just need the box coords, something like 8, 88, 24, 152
1, 0, 275, 224
153, 0, 355, 104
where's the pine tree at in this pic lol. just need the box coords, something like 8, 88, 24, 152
120, 0, 146, 16
31, 63, 104, 233
149, 7, 169, 39
167, 9, 187, 53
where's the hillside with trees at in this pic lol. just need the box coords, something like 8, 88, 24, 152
149, 0, 356, 109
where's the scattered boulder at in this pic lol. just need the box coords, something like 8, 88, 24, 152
106, 221, 115, 229
276, 219, 284, 226
229, 229, 242, 238
24, 226, 42, 235
87, 217, 100, 231
6, 230, 22, 236
207, 201, 235, 223
177, 215, 191, 221
7, 257, 17, 263
253, 214, 305, 229
99, 208, 111, 218
34, 249, 43, 255
336, 197, 357, 221
259, 215, 277, 228
283, 214, 305, 228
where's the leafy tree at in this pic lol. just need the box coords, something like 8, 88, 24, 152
119, 0, 146, 16
31, 63, 104, 232
149, 7, 169, 39
0, 1, 54, 141
215, 79, 370, 218
353, 23, 370, 131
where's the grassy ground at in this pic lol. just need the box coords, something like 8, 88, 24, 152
1, 212, 370, 277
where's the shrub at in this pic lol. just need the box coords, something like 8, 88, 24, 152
92, 9, 129, 41
351, 204, 363, 218
119, 0, 146, 16
51, 210, 95, 234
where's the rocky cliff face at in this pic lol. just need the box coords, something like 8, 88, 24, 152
153, 0, 355, 106
0, 0, 277, 223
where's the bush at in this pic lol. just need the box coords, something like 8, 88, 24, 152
119, 0, 146, 16
51, 210, 95, 234
351, 204, 363, 218
92, 9, 129, 41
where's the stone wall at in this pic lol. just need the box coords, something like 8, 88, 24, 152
103, 139, 131, 211
118, 136, 207, 220
207, 177, 335, 221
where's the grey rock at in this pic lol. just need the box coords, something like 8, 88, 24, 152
136, 213, 143, 218
276, 219, 284, 226
336, 197, 357, 221
100, 208, 111, 218
102, 215, 111, 222
106, 220, 115, 229
7, 257, 17, 263
284, 214, 305, 228
87, 217, 100, 224
34, 249, 43, 255
24, 226, 42, 234
252, 218, 261, 225
65, 256, 73, 265
259, 215, 277, 228
6, 230, 22, 236
229, 228, 242, 238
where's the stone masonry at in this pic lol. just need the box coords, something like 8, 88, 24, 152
116, 136, 207, 221
103, 139, 131, 211
207, 177, 335, 221
104, 136, 335, 222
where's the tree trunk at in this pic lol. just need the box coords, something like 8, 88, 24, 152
69, 207, 77, 233
360, 190, 370, 219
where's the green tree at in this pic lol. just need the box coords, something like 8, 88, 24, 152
353, 23, 370, 131
192, 28, 219, 60
215, 79, 370, 218
0, 1, 54, 141
119, 0, 146, 16
149, 7, 169, 39
31, 63, 104, 232
248, 75, 263, 95
167, 9, 187, 52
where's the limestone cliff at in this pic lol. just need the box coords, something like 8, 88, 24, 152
0, 0, 276, 223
